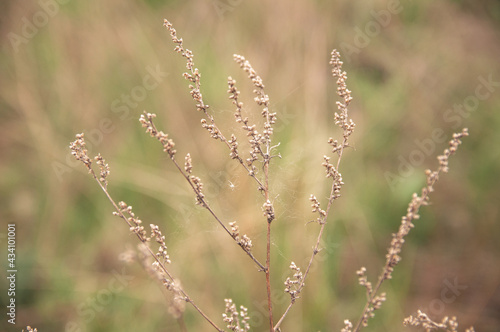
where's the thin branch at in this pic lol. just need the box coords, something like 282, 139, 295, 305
352, 128, 469, 331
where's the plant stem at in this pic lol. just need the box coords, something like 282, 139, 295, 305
266, 220, 273, 331
264, 156, 274, 331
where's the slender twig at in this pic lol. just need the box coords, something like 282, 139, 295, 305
351, 128, 469, 331
266, 220, 273, 331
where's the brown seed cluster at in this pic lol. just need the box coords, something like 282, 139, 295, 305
94, 153, 110, 187
69, 133, 92, 169
262, 200, 275, 223
232, 54, 277, 158
309, 195, 326, 224
229, 221, 253, 251
139, 112, 177, 158
164, 19, 208, 115
150, 224, 171, 265
284, 262, 303, 303
222, 298, 250, 332
330, 50, 355, 139
114, 201, 148, 242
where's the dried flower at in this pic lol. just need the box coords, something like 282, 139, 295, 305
113, 201, 149, 242
309, 194, 326, 224
222, 299, 250, 332
229, 221, 253, 251
233, 54, 277, 159
140, 112, 177, 157
150, 224, 171, 264
229, 221, 240, 238
228, 134, 239, 160
185, 153, 193, 174
262, 200, 275, 223
239, 234, 253, 251
284, 261, 303, 303
165, 19, 210, 115
94, 153, 110, 187
190, 175, 205, 205
341, 320, 353, 332
330, 50, 355, 139
69, 133, 92, 170
356, 267, 372, 296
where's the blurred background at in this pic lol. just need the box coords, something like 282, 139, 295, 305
1, 0, 499, 331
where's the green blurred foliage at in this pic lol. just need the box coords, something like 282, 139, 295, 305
1, 0, 499, 331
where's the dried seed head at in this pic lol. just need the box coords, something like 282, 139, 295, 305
262, 200, 275, 222
140, 112, 176, 157
284, 261, 303, 303
94, 153, 110, 187
70, 133, 92, 169
184, 153, 193, 174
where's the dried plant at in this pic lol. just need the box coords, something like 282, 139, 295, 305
69, 18, 473, 332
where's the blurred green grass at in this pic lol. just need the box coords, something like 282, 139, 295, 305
1, 0, 499, 331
